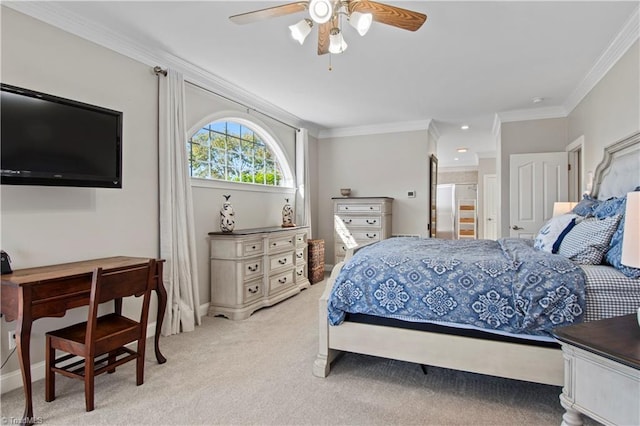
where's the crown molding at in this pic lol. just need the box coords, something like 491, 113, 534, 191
428, 120, 441, 141
3, 2, 314, 134
564, 5, 639, 114
318, 119, 432, 139
496, 106, 568, 124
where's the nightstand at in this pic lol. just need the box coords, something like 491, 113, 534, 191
552, 314, 640, 426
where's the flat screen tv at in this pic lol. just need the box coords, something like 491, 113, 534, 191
1, 83, 123, 188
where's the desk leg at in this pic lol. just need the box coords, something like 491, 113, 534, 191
154, 261, 167, 364
16, 308, 34, 425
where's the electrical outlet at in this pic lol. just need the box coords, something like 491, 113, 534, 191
8, 331, 16, 350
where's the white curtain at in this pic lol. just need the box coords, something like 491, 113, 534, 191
158, 69, 201, 335
295, 128, 312, 237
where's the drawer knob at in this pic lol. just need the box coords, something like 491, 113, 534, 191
369, 206, 373, 210
366, 233, 377, 238
272, 242, 277, 246
248, 264, 259, 272
252, 245, 256, 250
345, 219, 352, 224
248, 285, 259, 294
297, 270, 303, 276
279, 277, 287, 284
296, 253, 303, 258
366, 219, 377, 224
278, 258, 287, 265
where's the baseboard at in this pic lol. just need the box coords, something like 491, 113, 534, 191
0, 321, 157, 395
199, 302, 210, 319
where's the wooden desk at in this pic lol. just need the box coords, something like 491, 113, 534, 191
1, 256, 168, 425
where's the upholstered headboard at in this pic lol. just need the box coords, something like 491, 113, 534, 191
591, 131, 640, 200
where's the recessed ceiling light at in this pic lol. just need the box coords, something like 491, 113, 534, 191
454, 157, 459, 161
532, 97, 544, 104
457, 147, 468, 153
460, 125, 469, 130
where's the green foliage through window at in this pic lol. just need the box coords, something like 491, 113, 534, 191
188, 121, 284, 186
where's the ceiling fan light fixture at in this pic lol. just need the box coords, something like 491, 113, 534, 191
349, 11, 373, 36
329, 28, 348, 54
309, 0, 333, 24
289, 18, 313, 44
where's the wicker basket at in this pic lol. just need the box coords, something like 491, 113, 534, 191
307, 239, 325, 284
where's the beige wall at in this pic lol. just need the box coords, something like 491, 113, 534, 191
498, 117, 569, 237
317, 130, 435, 265
1, 8, 159, 374
568, 40, 640, 187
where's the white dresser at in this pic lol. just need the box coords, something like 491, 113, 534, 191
332, 197, 393, 265
208, 226, 310, 320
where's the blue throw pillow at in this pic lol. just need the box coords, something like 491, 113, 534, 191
600, 188, 640, 278
572, 194, 600, 217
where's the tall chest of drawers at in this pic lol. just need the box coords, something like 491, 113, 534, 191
332, 197, 393, 264
208, 226, 310, 320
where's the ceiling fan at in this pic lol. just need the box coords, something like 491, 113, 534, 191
229, 0, 427, 55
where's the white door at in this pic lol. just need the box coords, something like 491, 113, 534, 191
483, 174, 498, 240
510, 152, 568, 238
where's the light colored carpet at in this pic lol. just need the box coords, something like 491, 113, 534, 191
1, 278, 596, 425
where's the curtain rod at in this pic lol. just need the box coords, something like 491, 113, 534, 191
153, 66, 300, 132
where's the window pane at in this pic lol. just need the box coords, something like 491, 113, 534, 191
187, 120, 287, 186
226, 122, 241, 137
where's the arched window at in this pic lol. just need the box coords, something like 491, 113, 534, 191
187, 119, 292, 187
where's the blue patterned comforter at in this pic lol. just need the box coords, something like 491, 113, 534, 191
328, 237, 586, 337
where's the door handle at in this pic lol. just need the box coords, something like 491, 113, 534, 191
511, 225, 523, 230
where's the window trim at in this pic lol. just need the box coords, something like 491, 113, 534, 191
187, 111, 295, 188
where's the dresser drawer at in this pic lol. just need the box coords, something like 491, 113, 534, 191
269, 252, 294, 271
268, 235, 295, 253
295, 232, 307, 245
335, 243, 348, 257
243, 278, 263, 304
295, 264, 307, 281
336, 203, 381, 213
243, 240, 263, 257
350, 230, 381, 242
295, 247, 306, 263
338, 216, 382, 228
243, 259, 263, 279
269, 269, 294, 292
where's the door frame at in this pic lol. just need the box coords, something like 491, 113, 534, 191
566, 135, 584, 201
482, 174, 497, 240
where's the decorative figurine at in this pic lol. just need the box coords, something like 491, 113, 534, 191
220, 194, 235, 232
282, 198, 295, 228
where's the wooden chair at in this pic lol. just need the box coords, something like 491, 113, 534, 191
45, 259, 156, 412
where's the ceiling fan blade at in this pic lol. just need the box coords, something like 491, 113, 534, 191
317, 21, 331, 55
348, 0, 427, 32
230, 2, 308, 25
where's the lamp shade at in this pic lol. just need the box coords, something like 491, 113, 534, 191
349, 11, 373, 36
289, 19, 313, 45
552, 202, 577, 217
329, 28, 348, 54
309, 0, 332, 24
621, 191, 640, 268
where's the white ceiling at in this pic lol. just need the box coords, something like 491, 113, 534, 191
9, 1, 639, 167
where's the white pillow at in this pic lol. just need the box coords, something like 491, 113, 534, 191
534, 214, 580, 253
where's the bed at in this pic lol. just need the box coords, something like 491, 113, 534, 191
313, 131, 640, 387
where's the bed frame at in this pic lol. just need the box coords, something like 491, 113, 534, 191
313, 131, 640, 386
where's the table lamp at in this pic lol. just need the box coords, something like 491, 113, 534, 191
621, 191, 640, 326
552, 202, 577, 217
